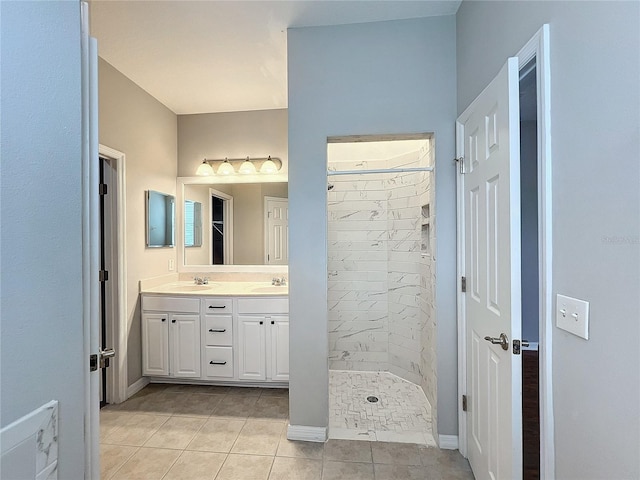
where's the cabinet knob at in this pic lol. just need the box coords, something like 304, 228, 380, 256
259, 321, 264, 325
161, 318, 166, 322
271, 320, 275, 325
171, 319, 176, 323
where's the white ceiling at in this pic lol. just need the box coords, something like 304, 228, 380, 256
89, 0, 461, 115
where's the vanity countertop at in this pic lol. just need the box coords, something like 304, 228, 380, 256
140, 281, 288, 297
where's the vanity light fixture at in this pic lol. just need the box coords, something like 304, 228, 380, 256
238, 156, 257, 174
217, 158, 235, 175
260, 155, 278, 174
195, 159, 215, 176
195, 156, 283, 176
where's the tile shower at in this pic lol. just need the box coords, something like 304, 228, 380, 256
327, 139, 437, 445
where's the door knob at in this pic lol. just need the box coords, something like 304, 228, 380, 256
484, 333, 509, 351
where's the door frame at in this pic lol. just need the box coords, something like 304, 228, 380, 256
456, 25, 554, 477
99, 144, 129, 404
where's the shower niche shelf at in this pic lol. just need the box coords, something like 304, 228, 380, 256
421, 204, 431, 257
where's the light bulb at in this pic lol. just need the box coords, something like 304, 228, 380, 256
217, 158, 235, 175
260, 156, 278, 174
195, 160, 215, 176
239, 156, 257, 174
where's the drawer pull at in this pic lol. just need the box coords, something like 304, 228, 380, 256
208, 328, 226, 333
208, 305, 226, 309
209, 361, 227, 365
271, 320, 275, 325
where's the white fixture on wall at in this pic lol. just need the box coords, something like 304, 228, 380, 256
196, 156, 282, 176
556, 294, 590, 339
239, 156, 257, 174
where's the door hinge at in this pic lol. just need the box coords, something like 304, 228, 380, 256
513, 339, 521, 355
462, 394, 468, 412
454, 156, 465, 174
99, 183, 108, 195
90, 354, 98, 372
99, 270, 109, 282
461, 276, 466, 292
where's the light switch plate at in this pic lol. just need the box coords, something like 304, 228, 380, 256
556, 294, 589, 339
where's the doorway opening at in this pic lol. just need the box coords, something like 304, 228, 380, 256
519, 56, 541, 480
98, 144, 129, 406
209, 188, 233, 265
325, 134, 437, 445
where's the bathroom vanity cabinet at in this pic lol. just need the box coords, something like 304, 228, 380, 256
141, 296, 201, 378
237, 298, 290, 382
141, 292, 289, 385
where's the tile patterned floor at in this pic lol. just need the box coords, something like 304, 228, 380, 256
101, 383, 473, 479
329, 370, 437, 445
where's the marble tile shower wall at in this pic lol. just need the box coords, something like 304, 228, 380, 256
328, 146, 435, 392
328, 159, 390, 372
417, 143, 438, 436
387, 167, 424, 385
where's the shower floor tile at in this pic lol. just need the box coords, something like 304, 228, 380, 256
329, 370, 436, 446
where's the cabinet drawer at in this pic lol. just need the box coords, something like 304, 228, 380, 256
237, 298, 288, 314
142, 296, 200, 313
204, 316, 233, 346
203, 298, 233, 313
205, 347, 233, 378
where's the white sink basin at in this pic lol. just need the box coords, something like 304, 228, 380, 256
170, 284, 216, 292
251, 285, 288, 294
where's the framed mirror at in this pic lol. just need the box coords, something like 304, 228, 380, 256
146, 190, 175, 247
177, 175, 288, 271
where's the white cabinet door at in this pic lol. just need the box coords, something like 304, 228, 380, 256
269, 316, 289, 381
171, 314, 201, 378
142, 313, 169, 376
238, 316, 266, 380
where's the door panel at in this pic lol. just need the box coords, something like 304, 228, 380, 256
265, 198, 288, 265
171, 314, 201, 377
459, 57, 522, 480
238, 316, 266, 380
142, 314, 169, 376
269, 316, 289, 381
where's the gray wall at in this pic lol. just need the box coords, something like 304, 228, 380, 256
98, 58, 178, 388
457, 2, 640, 478
1, 2, 85, 477
287, 16, 458, 434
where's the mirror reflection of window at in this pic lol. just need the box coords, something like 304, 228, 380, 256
184, 200, 202, 247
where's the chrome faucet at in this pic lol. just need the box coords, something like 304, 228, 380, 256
272, 277, 287, 286
194, 276, 209, 285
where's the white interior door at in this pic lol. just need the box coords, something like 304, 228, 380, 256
265, 197, 288, 265
458, 57, 523, 480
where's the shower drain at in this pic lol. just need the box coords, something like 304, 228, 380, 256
366, 395, 379, 403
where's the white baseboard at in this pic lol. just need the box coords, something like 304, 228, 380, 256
287, 424, 327, 443
126, 377, 150, 399
438, 434, 459, 450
